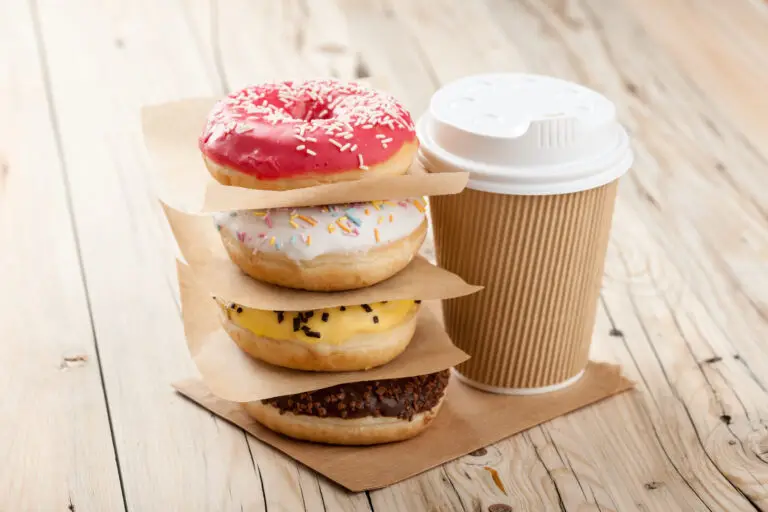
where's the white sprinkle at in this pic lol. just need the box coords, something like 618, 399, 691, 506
350, 144, 358, 152
375, 134, 386, 139
381, 137, 393, 144
296, 145, 306, 151
294, 134, 307, 142
343, 133, 354, 140
329, 139, 343, 149
340, 143, 351, 152
306, 148, 317, 156
362, 124, 374, 129
299, 125, 306, 136
305, 136, 318, 142
382, 144, 388, 149
358, 154, 367, 169
318, 109, 329, 118
262, 100, 268, 107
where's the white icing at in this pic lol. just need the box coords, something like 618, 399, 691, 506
214, 199, 427, 261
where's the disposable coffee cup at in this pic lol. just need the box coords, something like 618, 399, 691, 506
417, 74, 632, 394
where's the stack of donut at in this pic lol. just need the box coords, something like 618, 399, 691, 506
200, 79, 448, 445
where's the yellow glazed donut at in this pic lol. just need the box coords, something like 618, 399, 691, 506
216, 299, 421, 371
214, 199, 428, 291
243, 371, 449, 445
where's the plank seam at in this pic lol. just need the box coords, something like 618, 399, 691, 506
27, 0, 129, 510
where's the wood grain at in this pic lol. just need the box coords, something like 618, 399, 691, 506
2, 0, 768, 510
26, 0, 266, 510
0, 1, 124, 510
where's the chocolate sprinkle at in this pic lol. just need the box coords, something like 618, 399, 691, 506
340, 306, 346, 311
276, 311, 284, 323
321, 312, 329, 322
414, 300, 422, 304
292, 316, 300, 332
301, 325, 321, 338
236, 307, 243, 313
263, 371, 450, 421
361, 304, 372, 313
305, 311, 314, 319
373, 315, 379, 324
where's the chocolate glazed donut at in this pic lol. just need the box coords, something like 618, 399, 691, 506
243, 371, 450, 445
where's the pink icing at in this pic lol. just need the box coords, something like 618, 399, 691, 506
199, 79, 416, 179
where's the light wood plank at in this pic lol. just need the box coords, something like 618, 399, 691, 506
625, 0, 768, 160
0, 0, 124, 510
31, 0, 272, 509
383, 0, 768, 509
13, 0, 768, 509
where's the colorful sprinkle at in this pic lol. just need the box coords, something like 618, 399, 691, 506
305, 235, 312, 246
389, 213, 394, 223
289, 220, 300, 229
269, 236, 276, 246
378, 216, 384, 225
327, 223, 336, 233
336, 218, 351, 233
298, 214, 317, 226
374, 228, 380, 243
252, 211, 267, 217
345, 210, 362, 226
237, 231, 246, 243
364, 209, 370, 216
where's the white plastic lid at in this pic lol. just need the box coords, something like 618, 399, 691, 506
416, 73, 633, 195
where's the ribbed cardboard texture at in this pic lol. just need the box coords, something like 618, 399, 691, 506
173, 361, 633, 491
430, 182, 618, 389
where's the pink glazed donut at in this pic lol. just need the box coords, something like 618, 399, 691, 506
199, 79, 418, 190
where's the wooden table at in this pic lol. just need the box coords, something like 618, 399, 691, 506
3, 0, 767, 510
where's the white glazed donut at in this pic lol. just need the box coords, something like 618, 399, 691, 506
214, 199, 428, 291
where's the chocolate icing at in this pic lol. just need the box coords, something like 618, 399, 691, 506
262, 371, 450, 421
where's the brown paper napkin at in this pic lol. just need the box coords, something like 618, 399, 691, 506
165, 203, 482, 309
173, 362, 634, 491
141, 98, 469, 212
178, 262, 470, 402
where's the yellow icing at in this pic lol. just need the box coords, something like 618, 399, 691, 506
217, 300, 419, 345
